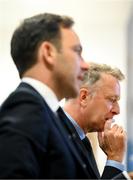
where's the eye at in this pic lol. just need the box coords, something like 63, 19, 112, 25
111, 98, 116, 103
75, 48, 81, 55
72, 46, 82, 56
108, 97, 119, 104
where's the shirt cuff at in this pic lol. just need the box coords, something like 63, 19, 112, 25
106, 160, 125, 171
123, 171, 132, 179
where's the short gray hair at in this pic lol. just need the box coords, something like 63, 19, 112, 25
82, 63, 125, 87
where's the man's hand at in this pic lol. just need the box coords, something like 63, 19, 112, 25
98, 119, 127, 162
128, 172, 133, 179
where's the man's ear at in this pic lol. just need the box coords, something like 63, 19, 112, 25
40, 41, 57, 67
79, 88, 89, 108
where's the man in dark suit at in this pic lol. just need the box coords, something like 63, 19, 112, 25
0, 13, 89, 178
63, 63, 131, 179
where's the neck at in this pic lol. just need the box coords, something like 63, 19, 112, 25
64, 99, 86, 133
22, 64, 62, 101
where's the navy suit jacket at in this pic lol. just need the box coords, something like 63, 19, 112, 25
57, 104, 128, 180
0, 83, 91, 178
0, 83, 128, 179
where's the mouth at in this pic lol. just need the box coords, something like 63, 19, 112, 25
105, 117, 115, 124
77, 74, 84, 81
105, 117, 112, 121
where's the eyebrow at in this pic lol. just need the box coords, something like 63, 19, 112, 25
108, 95, 120, 101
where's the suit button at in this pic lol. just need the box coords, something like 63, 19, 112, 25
72, 133, 76, 138
68, 135, 72, 139
83, 163, 87, 169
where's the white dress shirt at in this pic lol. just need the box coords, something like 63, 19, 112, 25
22, 77, 59, 113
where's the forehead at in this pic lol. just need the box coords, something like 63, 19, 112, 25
97, 74, 120, 97
60, 27, 81, 45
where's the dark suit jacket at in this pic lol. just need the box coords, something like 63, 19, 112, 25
0, 83, 127, 179
57, 106, 128, 180
0, 82, 91, 178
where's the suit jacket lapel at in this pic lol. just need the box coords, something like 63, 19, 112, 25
57, 107, 100, 178
49, 108, 91, 177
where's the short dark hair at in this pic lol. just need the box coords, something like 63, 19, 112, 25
11, 13, 74, 77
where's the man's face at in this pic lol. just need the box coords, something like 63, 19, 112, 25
53, 27, 88, 100
83, 74, 120, 132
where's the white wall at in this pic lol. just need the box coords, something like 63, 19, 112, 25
0, 0, 132, 173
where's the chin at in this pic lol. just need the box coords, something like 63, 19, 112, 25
99, 129, 104, 132
65, 88, 78, 99
71, 85, 79, 97
97, 127, 104, 132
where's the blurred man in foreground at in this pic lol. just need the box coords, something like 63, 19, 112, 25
0, 13, 88, 178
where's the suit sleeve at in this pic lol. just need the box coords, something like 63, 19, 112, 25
101, 165, 127, 179
0, 92, 49, 178
0, 129, 41, 178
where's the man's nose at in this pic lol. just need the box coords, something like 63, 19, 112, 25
111, 102, 120, 115
80, 60, 89, 72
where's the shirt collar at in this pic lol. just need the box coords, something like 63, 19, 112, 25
22, 77, 59, 112
64, 110, 85, 140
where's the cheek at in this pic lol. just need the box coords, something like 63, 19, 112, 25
67, 53, 80, 70
95, 101, 109, 117
64, 52, 81, 74
106, 102, 113, 111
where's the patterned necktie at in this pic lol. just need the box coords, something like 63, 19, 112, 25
82, 136, 100, 177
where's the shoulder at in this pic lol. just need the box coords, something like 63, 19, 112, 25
0, 82, 49, 114
0, 83, 51, 143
